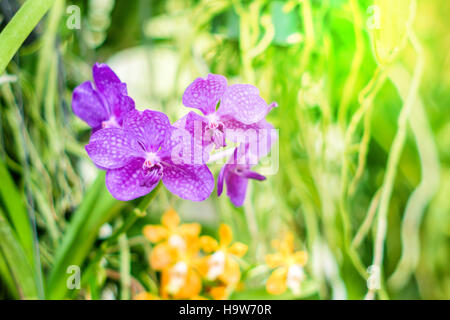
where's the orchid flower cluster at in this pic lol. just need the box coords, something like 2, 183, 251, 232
138, 208, 248, 299
72, 63, 277, 206
134, 208, 308, 300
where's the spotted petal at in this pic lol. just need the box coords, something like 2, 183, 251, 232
224, 119, 277, 163
106, 158, 159, 201
163, 115, 210, 165
218, 84, 269, 125
85, 127, 140, 169
182, 74, 227, 115
72, 81, 108, 129
161, 162, 214, 201
93, 63, 135, 124
92, 63, 125, 95
110, 92, 135, 125
124, 109, 171, 152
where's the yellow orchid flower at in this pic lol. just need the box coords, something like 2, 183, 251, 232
265, 232, 307, 295
199, 224, 248, 290
143, 208, 201, 270
160, 237, 204, 299
209, 285, 229, 300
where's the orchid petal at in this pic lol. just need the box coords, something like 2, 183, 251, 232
229, 242, 248, 257
161, 208, 180, 229
266, 267, 288, 295
124, 109, 171, 152
110, 93, 135, 125
225, 170, 249, 207
265, 253, 285, 268
217, 165, 226, 197
240, 170, 266, 181
219, 224, 233, 246
161, 162, 214, 201
200, 236, 219, 253
150, 243, 177, 270
85, 128, 139, 169
218, 84, 269, 125
219, 257, 241, 286
72, 81, 108, 129
92, 63, 124, 94
159, 124, 208, 165
182, 74, 227, 115
143, 225, 169, 243
105, 158, 159, 201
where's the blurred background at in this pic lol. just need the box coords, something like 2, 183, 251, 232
0, 0, 449, 300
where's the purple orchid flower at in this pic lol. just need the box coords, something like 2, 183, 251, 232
217, 146, 266, 207
85, 109, 214, 201
179, 74, 276, 156
217, 119, 278, 207
72, 63, 135, 131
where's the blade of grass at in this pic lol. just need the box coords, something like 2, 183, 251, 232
79, 184, 161, 296
387, 65, 439, 289
0, 0, 55, 74
119, 225, 131, 300
0, 209, 39, 299
368, 9, 424, 299
46, 171, 123, 299
0, 160, 35, 270
0, 250, 19, 298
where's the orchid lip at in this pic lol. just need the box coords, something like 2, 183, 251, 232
206, 113, 220, 124
143, 152, 160, 168
101, 117, 119, 129
140, 160, 163, 187
204, 116, 225, 148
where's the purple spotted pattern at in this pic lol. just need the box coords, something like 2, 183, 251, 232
85, 109, 214, 201
179, 74, 275, 154
72, 63, 135, 132
179, 74, 278, 206
73, 64, 277, 205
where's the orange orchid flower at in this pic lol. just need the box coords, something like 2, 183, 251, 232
199, 224, 248, 293
160, 237, 204, 299
143, 208, 201, 270
265, 232, 307, 295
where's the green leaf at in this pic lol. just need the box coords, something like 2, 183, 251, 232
0, 251, 19, 298
0, 0, 55, 74
0, 160, 42, 299
46, 172, 124, 299
0, 210, 39, 299
0, 160, 35, 266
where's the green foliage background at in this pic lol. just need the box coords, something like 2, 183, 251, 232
0, 0, 448, 299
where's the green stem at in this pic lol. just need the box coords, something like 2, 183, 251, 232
119, 229, 131, 300
80, 184, 161, 294
387, 65, 440, 289
369, 17, 424, 300
46, 172, 124, 299
0, 0, 55, 74
337, 0, 365, 126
